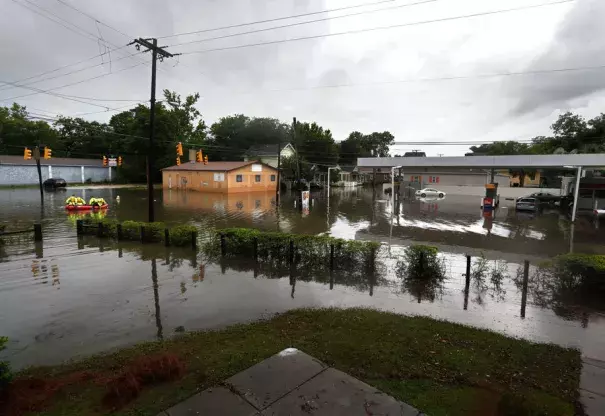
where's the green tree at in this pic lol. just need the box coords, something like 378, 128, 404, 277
0, 103, 59, 155
294, 121, 338, 169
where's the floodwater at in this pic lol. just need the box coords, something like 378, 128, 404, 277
1, 186, 604, 370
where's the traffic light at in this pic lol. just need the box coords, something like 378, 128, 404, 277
176, 142, 183, 156
24, 147, 32, 160
102, 156, 108, 167
204, 155, 208, 165
118, 156, 123, 166
196, 150, 203, 163
176, 156, 181, 166
43, 147, 52, 159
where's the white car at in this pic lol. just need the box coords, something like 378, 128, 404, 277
594, 208, 605, 218
415, 188, 446, 198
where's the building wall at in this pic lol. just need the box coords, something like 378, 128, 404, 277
0, 164, 112, 185
162, 164, 278, 193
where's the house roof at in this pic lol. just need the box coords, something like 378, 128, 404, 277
0, 154, 104, 167
162, 160, 276, 172
246, 143, 293, 157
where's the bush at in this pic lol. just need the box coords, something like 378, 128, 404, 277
80, 218, 196, 247
397, 245, 445, 281
0, 336, 12, 391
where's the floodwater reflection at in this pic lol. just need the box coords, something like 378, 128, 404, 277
1, 187, 605, 368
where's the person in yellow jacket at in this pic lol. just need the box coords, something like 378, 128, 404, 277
65, 195, 77, 206
89, 197, 107, 207
75, 197, 85, 205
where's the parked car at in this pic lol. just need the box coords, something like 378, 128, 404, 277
594, 208, 605, 218
515, 197, 537, 211
415, 188, 446, 198
527, 192, 559, 204
43, 178, 67, 189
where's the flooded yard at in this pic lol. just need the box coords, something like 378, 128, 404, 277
1, 186, 605, 369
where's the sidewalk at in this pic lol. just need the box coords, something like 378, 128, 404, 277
157, 348, 424, 416
581, 357, 605, 415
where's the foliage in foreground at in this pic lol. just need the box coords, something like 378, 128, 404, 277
79, 218, 197, 247
0, 337, 11, 391
10, 308, 581, 416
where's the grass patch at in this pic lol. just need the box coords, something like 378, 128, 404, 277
5, 309, 581, 416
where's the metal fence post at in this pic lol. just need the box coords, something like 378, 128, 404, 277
289, 240, 294, 265
140, 225, 146, 243
117, 223, 123, 241
76, 219, 83, 236
33, 223, 42, 242
220, 233, 226, 256
164, 228, 170, 246
330, 243, 335, 271
97, 222, 103, 238
464, 255, 471, 310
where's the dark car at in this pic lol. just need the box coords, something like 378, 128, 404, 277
527, 192, 559, 204
516, 197, 538, 211
43, 178, 67, 189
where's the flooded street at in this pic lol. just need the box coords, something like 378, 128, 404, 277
1, 186, 605, 369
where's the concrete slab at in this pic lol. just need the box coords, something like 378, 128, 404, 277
165, 386, 258, 416
581, 389, 605, 416
581, 362, 605, 396
226, 348, 327, 410
263, 368, 421, 416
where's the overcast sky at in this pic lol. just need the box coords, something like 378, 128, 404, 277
1, 0, 604, 156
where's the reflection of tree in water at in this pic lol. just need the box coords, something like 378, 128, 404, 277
514, 256, 605, 321
470, 256, 508, 305
395, 245, 447, 303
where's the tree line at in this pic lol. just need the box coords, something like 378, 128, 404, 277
465, 112, 605, 186
0, 90, 394, 183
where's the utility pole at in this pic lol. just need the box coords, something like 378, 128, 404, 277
292, 117, 301, 186
130, 38, 179, 222
276, 142, 281, 205
34, 146, 43, 206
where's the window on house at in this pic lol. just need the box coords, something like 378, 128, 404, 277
270, 174, 276, 182
213, 173, 225, 182
428, 176, 439, 183
255, 175, 261, 182
236, 174, 243, 182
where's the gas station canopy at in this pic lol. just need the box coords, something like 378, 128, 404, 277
357, 154, 605, 170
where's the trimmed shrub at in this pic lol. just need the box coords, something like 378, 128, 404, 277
0, 336, 12, 391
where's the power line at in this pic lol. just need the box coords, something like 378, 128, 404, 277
217, 63, 605, 95
178, 0, 574, 55
0, 62, 146, 107
55, 0, 132, 39
168, 0, 436, 48
159, 0, 402, 39
0, 51, 146, 94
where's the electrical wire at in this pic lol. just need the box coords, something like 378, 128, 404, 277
167, 0, 436, 48
55, 0, 132, 39
0, 62, 147, 108
158, 0, 403, 39
177, 0, 574, 55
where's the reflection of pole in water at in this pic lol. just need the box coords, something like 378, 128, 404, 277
569, 223, 575, 253
463, 255, 471, 310
151, 259, 163, 340
34, 241, 43, 259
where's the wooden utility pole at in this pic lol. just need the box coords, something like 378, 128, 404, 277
292, 117, 301, 185
33, 146, 43, 206
276, 142, 281, 204
130, 38, 179, 222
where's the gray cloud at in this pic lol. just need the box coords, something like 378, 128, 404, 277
510, 0, 605, 115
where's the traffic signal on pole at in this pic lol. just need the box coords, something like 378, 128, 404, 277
118, 156, 123, 166
43, 147, 52, 159
24, 147, 32, 160
176, 156, 181, 166
196, 150, 202, 163
204, 155, 208, 165
176, 142, 183, 156
102, 156, 108, 167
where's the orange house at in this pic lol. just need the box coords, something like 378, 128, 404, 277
161, 161, 279, 193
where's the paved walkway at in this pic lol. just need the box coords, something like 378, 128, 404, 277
157, 348, 424, 416
581, 358, 605, 416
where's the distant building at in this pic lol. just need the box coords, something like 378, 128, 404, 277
402, 151, 426, 157
0, 154, 113, 185
162, 161, 278, 193
244, 143, 296, 168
